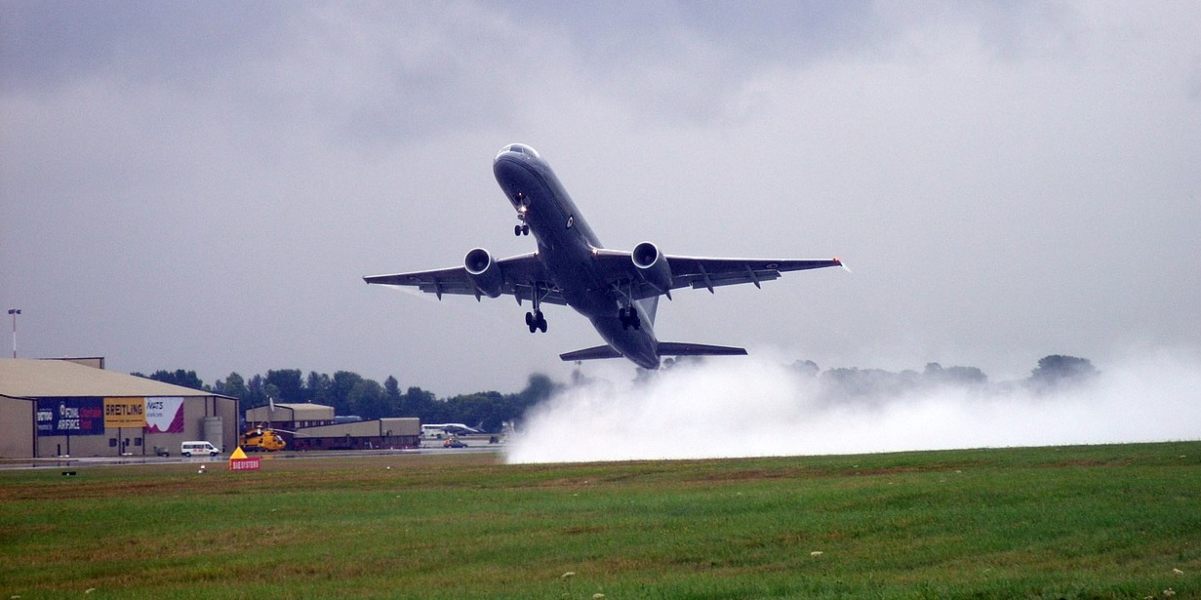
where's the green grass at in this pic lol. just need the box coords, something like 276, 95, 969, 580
1, 442, 1199, 599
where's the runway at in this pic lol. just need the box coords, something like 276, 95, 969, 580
0, 437, 504, 470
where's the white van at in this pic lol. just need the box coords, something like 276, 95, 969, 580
180, 441, 220, 457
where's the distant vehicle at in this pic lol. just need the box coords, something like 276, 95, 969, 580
240, 425, 288, 452
442, 437, 468, 448
153, 445, 170, 457
421, 423, 482, 439
364, 143, 845, 369
180, 441, 220, 457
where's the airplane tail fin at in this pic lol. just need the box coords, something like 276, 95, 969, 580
656, 342, 747, 357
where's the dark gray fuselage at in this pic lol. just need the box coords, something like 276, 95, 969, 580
493, 148, 660, 369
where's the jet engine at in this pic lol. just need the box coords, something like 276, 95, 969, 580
632, 241, 672, 293
464, 248, 503, 298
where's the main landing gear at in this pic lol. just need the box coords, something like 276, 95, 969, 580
615, 280, 641, 330
525, 310, 547, 333
524, 280, 547, 333
619, 306, 641, 330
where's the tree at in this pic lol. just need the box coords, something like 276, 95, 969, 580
385, 376, 402, 416
791, 360, 820, 377
213, 372, 248, 400
263, 384, 281, 406
924, 362, 987, 385
137, 369, 206, 391
330, 371, 363, 415
265, 369, 303, 403
243, 374, 268, 411
1028, 355, 1097, 390
349, 379, 387, 420
401, 387, 437, 420
304, 371, 332, 405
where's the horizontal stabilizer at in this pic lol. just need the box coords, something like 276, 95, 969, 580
656, 342, 747, 357
560, 345, 623, 362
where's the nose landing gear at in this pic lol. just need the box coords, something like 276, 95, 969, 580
514, 194, 531, 236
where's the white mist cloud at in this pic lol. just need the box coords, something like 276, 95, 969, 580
505, 349, 1201, 464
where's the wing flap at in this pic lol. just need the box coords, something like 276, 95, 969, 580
364, 252, 566, 304
592, 250, 843, 299
666, 257, 842, 292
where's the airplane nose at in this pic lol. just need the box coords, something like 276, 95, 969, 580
492, 153, 526, 182
494, 143, 545, 208
493, 150, 540, 193
495, 143, 541, 162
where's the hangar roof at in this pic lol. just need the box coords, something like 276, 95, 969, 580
298, 418, 420, 437
245, 403, 335, 421
0, 359, 229, 399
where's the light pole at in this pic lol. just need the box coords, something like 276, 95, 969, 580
7, 309, 20, 359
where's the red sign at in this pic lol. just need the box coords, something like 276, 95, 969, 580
227, 457, 261, 471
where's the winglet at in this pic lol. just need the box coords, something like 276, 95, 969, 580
834, 257, 851, 273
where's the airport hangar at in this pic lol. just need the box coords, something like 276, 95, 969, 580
244, 403, 421, 450
0, 358, 238, 459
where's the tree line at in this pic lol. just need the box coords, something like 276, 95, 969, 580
131, 368, 559, 433
795, 354, 1098, 401
134, 354, 1096, 432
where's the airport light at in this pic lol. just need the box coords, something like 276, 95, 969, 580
7, 308, 20, 359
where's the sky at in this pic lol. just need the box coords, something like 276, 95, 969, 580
2, 1, 1199, 396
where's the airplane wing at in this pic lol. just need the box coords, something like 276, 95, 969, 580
593, 250, 843, 300
363, 252, 567, 305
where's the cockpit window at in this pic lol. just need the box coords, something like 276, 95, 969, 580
498, 143, 540, 160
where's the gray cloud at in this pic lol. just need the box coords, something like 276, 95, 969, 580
1, 1, 1199, 394
0, 1, 289, 91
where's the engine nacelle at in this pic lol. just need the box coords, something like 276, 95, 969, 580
632, 241, 672, 292
464, 248, 503, 298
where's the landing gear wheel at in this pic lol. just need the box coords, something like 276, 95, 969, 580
618, 306, 642, 330
525, 310, 547, 333
522, 224, 530, 236
514, 225, 523, 237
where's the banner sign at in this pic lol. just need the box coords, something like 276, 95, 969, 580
36, 398, 104, 436
228, 456, 261, 471
104, 397, 146, 428
145, 397, 185, 433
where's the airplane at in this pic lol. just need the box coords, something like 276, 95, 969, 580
421, 423, 483, 438
364, 143, 845, 370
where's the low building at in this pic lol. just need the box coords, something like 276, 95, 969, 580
244, 402, 335, 430
290, 418, 420, 450
0, 358, 238, 458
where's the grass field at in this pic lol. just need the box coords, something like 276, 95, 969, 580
2, 442, 1199, 599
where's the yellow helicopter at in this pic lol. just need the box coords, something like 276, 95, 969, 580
240, 424, 290, 452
